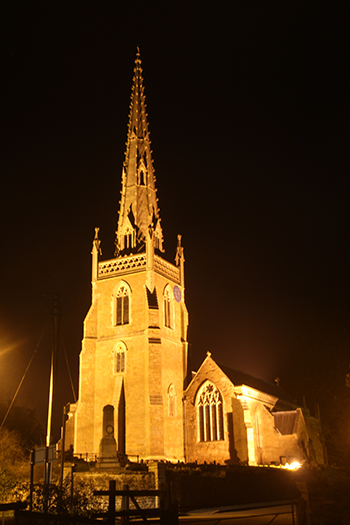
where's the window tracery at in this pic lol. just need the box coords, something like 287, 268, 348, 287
115, 282, 130, 326
197, 381, 224, 442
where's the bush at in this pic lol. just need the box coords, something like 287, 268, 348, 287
0, 428, 26, 465
0, 429, 29, 503
0, 403, 44, 455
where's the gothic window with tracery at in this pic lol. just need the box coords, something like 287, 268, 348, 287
115, 284, 130, 325
197, 382, 224, 442
113, 342, 126, 374
163, 286, 172, 329
168, 384, 176, 417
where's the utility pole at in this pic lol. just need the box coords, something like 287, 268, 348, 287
59, 402, 70, 497
44, 294, 61, 489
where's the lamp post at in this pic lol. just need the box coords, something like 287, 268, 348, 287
44, 295, 61, 493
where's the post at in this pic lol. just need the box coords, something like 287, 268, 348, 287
164, 481, 178, 525
121, 483, 129, 525
149, 461, 166, 508
43, 446, 51, 512
44, 294, 61, 511
46, 295, 61, 449
29, 450, 35, 512
59, 403, 70, 498
71, 467, 74, 504
108, 480, 116, 525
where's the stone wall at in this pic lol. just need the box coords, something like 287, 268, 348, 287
72, 466, 156, 511
70, 462, 302, 512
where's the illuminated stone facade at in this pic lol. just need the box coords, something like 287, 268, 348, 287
67, 51, 326, 467
184, 354, 325, 466
70, 50, 188, 461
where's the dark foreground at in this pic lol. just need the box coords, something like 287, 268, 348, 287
1, 466, 350, 524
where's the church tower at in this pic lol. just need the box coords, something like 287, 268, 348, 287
72, 50, 189, 461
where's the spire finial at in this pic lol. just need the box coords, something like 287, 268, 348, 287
135, 47, 141, 66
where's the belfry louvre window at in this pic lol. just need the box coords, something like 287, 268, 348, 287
163, 286, 172, 328
116, 286, 129, 325
197, 382, 224, 442
124, 233, 132, 249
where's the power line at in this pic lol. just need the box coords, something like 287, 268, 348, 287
0, 330, 45, 432
60, 334, 77, 403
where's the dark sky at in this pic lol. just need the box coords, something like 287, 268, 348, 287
1, 3, 349, 441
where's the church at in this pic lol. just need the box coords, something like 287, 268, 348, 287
66, 50, 326, 468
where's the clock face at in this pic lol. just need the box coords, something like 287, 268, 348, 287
173, 285, 181, 303
106, 425, 114, 435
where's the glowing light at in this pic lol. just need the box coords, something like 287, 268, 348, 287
283, 461, 302, 470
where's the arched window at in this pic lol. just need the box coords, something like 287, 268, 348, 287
197, 381, 224, 442
163, 285, 172, 328
113, 342, 126, 374
115, 283, 130, 326
168, 384, 176, 417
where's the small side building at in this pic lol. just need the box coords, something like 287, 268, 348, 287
184, 353, 326, 466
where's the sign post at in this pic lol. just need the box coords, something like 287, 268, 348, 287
29, 446, 56, 512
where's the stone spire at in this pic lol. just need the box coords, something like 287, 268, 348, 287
115, 48, 163, 256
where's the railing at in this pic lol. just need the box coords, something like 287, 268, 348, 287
73, 452, 98, 462
99, 254, 147, 278
0, 502, 27, 525
98, 253, 180, 283
154, 255, 180, 283
0, 501, 27, 513
15, 483, 178, 525
72, 452, 140, 463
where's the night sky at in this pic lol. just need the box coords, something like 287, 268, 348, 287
1, 3, 349, 443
